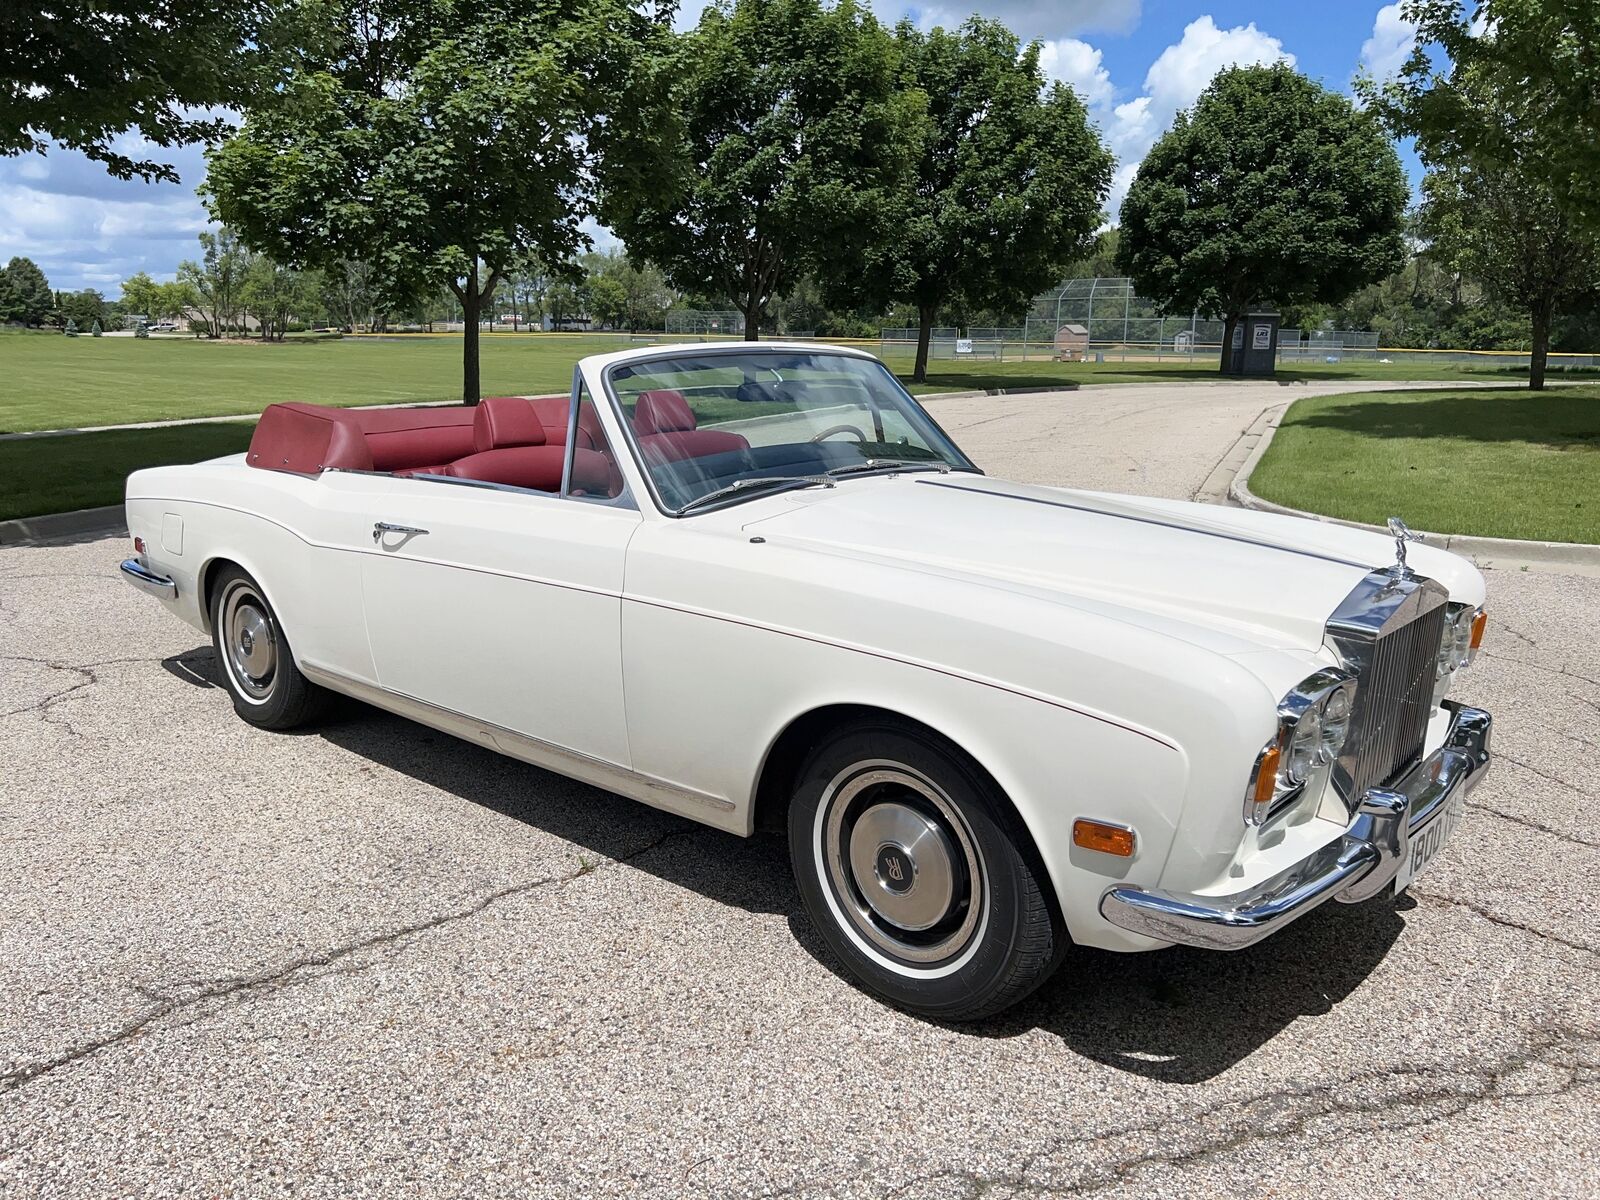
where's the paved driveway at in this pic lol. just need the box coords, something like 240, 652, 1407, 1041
2, 384, 1596, 1198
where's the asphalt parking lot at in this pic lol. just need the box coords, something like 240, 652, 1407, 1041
2, 383, 1596, 1197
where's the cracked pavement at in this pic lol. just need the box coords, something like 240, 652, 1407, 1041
2, 387, 1598, 1197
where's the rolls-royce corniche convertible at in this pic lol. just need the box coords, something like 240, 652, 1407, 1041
121, 343, 1492, 1019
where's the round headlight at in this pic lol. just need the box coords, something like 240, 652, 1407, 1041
1321, 685, 1352, 759
1286, 701, 1323, 783
1453, 613, 1473, 669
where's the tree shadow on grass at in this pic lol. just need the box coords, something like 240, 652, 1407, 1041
211, 676, 1408, 1085
1288, 390, 1600, 450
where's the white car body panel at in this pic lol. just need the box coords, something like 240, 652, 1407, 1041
123, 343, 1488, 953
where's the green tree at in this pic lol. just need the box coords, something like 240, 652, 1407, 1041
1419, 163, 1600, 388
154, 280, 199, 323
601, 0, 921, 342
543, 274, 586, 330
584, 250, 675, 331
502, 253, 553, 331
877, 19, 1112, 381
1383, 0, 1600, 236
0, 256, 54, 325
178, 229, 253, 338
320, 260, 381, 333
59, 289, 108, 329
1, 2, 274, 181
588, 273, 629, 330
1117, 64, 1408, 371
242, 258, 322, 340
119, 271, 161, 319
206, 0, 672, 402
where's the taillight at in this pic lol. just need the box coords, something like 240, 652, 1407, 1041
132, 536, 146, 555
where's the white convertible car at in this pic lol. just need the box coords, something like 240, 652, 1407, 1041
122, 343, 1492, 1019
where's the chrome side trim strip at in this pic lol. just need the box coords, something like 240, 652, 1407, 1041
119, 558, 177, 600
1099, 702, 1491, 950
298, 661, 738, 822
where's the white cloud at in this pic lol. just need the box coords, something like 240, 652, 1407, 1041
1038, 38, 1114, 107
1359, 3, 1417, 82
1100, 15, 1294, 212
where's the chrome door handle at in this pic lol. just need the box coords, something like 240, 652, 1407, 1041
373, 521, 429, 542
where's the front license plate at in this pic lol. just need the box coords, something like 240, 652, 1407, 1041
1394, 787, 1466, 893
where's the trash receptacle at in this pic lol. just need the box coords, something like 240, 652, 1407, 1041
1225, 310, 1279, 377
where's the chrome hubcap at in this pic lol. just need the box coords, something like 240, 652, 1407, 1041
847, 801, 957, 931
220, 582, 277, 701
821, 764, 985, 966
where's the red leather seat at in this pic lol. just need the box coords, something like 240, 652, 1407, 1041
443, 396, 612, 493
634, 390, 749, 463
249, 403, 478, 475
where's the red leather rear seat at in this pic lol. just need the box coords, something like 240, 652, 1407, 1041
249, 403, 477, 475
443, 396, 612, 493
633, 390, 749, 463
247, 395, 617, 494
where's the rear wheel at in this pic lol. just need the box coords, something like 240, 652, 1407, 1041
787, 720, 1063, 1020
209, 566, 330, 730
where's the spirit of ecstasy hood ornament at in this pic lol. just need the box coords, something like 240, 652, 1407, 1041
1387, 516, 1421, 574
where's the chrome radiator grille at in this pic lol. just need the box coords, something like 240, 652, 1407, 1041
1343, 597, 1447, 797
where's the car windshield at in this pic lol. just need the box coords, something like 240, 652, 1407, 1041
604, 350, 975, 514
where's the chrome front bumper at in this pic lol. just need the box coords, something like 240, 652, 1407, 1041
119, 558, 177, 600
1100, 702, 1492, 951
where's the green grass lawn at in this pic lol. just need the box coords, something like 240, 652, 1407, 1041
1248, 386, 1600, 544
0, 423, 257, 522
2, 326, 1582, 434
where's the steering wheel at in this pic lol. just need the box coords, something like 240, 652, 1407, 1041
810, 425, 866, 443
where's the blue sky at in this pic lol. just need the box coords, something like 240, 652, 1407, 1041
0, 2, 1420, 297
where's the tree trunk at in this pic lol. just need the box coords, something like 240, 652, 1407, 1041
461, 286, 481, 405
1219, 311, 1240, 373
913, 305, 935, 384
1529, 301, 1552, 391
742, 298, 761, 342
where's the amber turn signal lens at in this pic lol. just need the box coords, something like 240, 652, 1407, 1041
1470, 608, 1487, 650
1254, 744, 1282, 807
1073, 818, 1136, 857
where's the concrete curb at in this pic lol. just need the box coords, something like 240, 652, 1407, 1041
0, 505, 126, 547
1229, 400, 1600, 577
917, 386, 1077, 401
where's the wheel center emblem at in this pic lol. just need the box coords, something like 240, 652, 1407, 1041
875, 845, 914, 894
240, 630, 254, 654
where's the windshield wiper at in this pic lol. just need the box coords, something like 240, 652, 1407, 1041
826, 458, 953, 478
677, 474, 835, 514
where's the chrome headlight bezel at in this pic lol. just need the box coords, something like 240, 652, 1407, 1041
1244, 668, 1359, 827
1435, 603, 1483, 699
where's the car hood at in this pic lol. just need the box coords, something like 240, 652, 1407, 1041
738, 473, 1481, 656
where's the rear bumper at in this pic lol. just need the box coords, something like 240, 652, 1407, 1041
1100, 702, 1492, 951
119, 558, 177, 600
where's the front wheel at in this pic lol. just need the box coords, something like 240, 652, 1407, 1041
209, 565, 330, 730
788, 721, 1064, 1021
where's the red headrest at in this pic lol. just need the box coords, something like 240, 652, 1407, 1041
474, 396, 547, 452
634, 390, 697, 436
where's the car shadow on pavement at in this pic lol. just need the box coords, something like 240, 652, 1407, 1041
984, 896, 1408, 1084
181, 652, 1408, 1088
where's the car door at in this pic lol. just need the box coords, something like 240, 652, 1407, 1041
339, 469, 640, 769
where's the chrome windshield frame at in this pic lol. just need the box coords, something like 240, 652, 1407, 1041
595, 344, 979, 519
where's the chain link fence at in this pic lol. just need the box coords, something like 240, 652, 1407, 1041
876, 278, 1600, 370
665, 309, 745, 337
